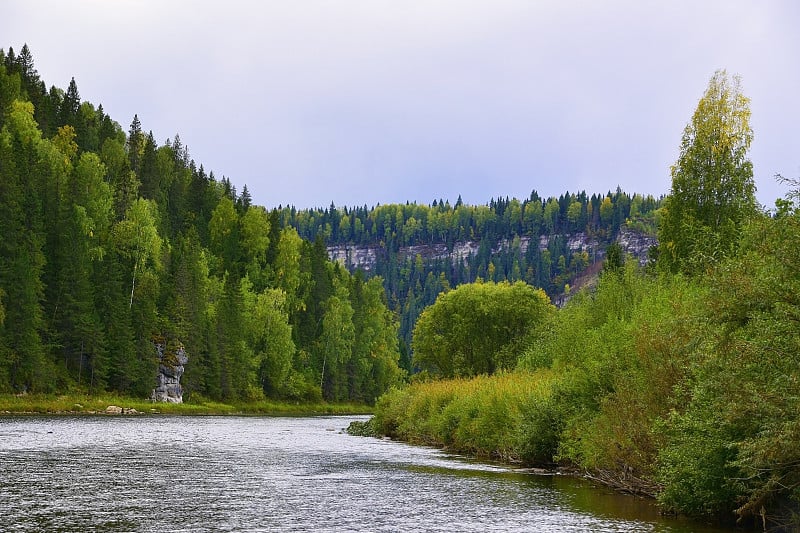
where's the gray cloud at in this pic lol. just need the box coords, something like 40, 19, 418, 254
4, 0, 799, 208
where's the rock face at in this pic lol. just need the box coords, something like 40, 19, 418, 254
616, 228, 658, 265
151, 342, 188, 403
328, 245, 379, 272
327, 228, 656, 272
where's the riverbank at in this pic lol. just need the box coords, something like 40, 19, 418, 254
0, 393, 373, 416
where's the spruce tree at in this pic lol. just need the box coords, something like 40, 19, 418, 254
59, 77, 80, 127
127, 114, 143, 175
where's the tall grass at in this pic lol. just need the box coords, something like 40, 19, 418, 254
374, 371, 558, 464
0, 393, 373, 416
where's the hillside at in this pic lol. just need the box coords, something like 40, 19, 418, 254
327, 226, 656, 274
282, 196, 660, 348
0, 44, 661, 398
0, 45, 402, 403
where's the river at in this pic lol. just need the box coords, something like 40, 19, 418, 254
0, 415, 732, 532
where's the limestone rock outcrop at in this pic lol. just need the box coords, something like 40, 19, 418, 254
616, 228, 658, 265
327, 227, 656, 273
151, 342, 188, 403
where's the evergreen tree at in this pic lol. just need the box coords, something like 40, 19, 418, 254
17, 44, 37, 83
0, 101, 53, 392
238, 184, 252, 210
54, 152, 112, 390
127, 114, 143, 176
164, 228, 210, 398
59, 77, 80, 127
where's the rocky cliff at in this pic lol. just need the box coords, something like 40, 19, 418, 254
151, 342, 188, 403
616, 227, 658, 265
328, 227, 656, 272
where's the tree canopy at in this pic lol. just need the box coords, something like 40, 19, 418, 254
412, 281, 554, 378
0, 44, 403, 403
658, 70, 758, 275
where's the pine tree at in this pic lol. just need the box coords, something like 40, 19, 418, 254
138, 131, 158, 200
16, 44, 37, 82
0, 102, 53, 392
238, 184, 252, 210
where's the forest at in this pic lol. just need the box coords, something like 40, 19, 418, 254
0, 43, 658, 400
2, 46, 798, 528
0, 45, 403, 403
282, 181, 661, 348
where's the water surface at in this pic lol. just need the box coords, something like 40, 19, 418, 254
0, 415, 731, 532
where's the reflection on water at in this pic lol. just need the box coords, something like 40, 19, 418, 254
0, 415, 732, 532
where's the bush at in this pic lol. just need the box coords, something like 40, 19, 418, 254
282, 370, 323, 403
413, 281, 554, 378
372, 371, 560, 464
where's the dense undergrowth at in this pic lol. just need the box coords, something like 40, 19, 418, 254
372, 219, 800, 529
373, 371, 558, 464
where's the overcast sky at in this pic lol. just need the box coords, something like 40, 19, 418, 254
4, 1, 799, 209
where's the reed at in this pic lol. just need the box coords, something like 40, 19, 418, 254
373, 370, 557, 464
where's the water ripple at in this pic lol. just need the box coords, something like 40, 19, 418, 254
0, 416, 728, 532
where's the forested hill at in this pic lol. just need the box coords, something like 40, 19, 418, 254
279, 191, 661, 347
0, 45, 403, 401
0, 44, 662, 400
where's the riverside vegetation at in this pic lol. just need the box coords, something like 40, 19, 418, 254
369, 71, 800, 530
2, 46, 798, 529
0, 392, 372, 416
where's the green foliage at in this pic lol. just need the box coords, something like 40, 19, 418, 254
281, 189, 662, 348
549, 271, 707, 495
0, 392, 374, 416
602, 242, 624, 273
0, 45, 401, 406
0, 99, 52, 392
658, 207, 800, 524
209, 196, 239, 271
377, 199, 800, 527
241, 283, 294, 397
317, 282, 356, 401
346, 418, 378, 437
657, 396, 744, 518
112, 198, 162, 309
239, 205, 270, 288
658, 70, 758, 275
413, 281, 554, 378
349, 276, 405, 402
373, 372, 559, 463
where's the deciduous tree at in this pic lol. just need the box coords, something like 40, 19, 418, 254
413, 281, 554, 378
658, 70, 758, 274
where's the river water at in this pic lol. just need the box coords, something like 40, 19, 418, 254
0, 415, 732, 532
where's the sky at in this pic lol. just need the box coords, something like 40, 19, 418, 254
4, 1, 799, 210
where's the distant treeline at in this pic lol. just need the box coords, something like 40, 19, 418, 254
280, 191, 661, 349
281, 189, 661, 248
